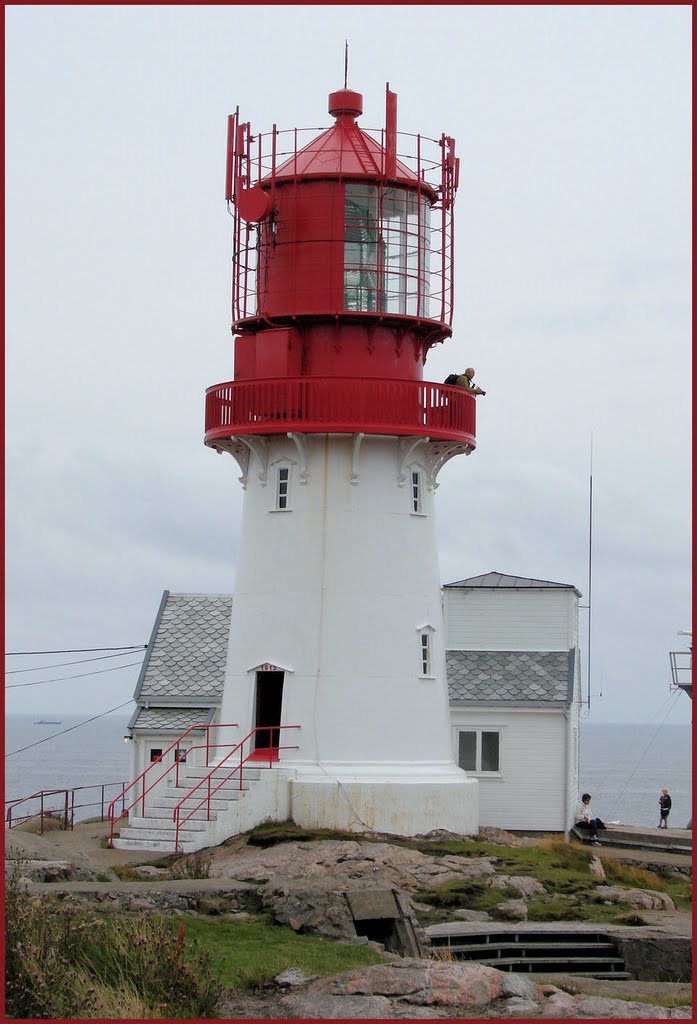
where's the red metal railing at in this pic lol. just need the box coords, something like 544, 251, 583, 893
107, 722, 239, 847
6, 782, 128, 833
172, 725, 301, 852
227, 115, 456, 328
205, 377, 476, 446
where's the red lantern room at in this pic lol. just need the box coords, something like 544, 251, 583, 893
205, 84, 476, 449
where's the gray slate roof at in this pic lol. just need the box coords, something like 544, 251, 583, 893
134, 592, 232, 705
445, 572, 581, 597
446, 649, 575, 705
128, 706, 216, 733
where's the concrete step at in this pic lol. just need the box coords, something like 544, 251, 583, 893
440, 941, 619, 957
118, 826, 188, 843
183, 765, 261, 782
145, 802, 224, 820
112, 836, 190, 853
148, 798, 232, 815
565, 971, 635, 980
427, 927, 630, 980
473, 956, 627, 973
127, 815, 210, 832
571, 825, 692, 856
151, 784, 248, 804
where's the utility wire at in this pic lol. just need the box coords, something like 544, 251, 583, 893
605, 690, 683, 818
6, 661, 144, 689
6, 651, 145, 675
5, 700, 134, 758
6, 645, 147, 656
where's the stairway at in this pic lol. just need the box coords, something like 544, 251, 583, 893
112, 763, 262, 853
427, 925, 633, 979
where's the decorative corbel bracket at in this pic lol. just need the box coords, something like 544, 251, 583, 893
234, 435, 270, 486
424, 441, 472, 490
208, 439, 252, 487
397, 436, 430, 486
287, 432, 309, 484
350, 432, 365, 485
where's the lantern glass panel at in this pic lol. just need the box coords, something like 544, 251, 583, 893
344, 184, 430, 316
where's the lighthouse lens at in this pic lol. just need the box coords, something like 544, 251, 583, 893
344, 184, 430, 317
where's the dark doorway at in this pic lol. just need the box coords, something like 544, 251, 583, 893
254, 671, 284, 753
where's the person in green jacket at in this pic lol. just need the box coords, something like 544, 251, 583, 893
455, 368, 486, 395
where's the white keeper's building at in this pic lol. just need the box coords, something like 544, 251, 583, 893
124, 570, 581, 843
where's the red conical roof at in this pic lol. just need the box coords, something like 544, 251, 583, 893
267, 89, 436, 197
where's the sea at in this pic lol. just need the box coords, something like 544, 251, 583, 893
3, 715, 693, 829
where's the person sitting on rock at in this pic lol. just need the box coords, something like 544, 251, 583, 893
574, 793, 607, 846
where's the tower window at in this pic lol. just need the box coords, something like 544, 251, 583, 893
420, 633, 431, 676
411, 471, 422, 513
275, 466, 290, 510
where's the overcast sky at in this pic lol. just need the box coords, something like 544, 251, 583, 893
6, 5, 691, 726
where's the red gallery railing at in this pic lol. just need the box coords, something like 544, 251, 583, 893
205, 377, 476, 446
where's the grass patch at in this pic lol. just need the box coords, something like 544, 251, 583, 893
167, 851, 212, 879
420, 879, 516, 912
245, 820, 362, 847
110, 851, 211, 883
14, 812, 67, 834
111, 865, 149, 882
600, 859, 692, 910
176, 913, 385, 989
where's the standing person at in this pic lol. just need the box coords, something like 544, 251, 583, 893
574, 793, 607, 846
658, 787, 672, 828
455, 368, 486, 395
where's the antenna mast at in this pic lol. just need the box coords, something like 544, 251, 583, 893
586, 434, 594, 710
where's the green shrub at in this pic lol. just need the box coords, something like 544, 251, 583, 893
168, 850, 212, 879
246, 820, 359, 846
4, 860, 220, 1019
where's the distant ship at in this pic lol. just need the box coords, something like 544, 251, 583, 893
33, 719, 62, 725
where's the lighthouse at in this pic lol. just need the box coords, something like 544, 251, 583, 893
205, 83, 479, 836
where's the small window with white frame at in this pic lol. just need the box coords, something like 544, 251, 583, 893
411, 470, 422, 514
275, 465, 291, 511
416, 623, 435, 677
420, 632, 431, 675
457, 729, 501, 774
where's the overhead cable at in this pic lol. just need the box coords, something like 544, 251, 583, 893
6, 650, 146, 675
6, 645, 147, 656
6, 660, 144, 689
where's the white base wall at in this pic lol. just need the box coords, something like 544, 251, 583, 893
289, 769, 478, 836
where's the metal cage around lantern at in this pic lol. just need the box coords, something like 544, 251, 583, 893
226, 109, 459, 335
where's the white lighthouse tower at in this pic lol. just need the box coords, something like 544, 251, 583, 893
205, 83, 479, 836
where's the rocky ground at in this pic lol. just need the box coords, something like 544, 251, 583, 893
5, 820, 692, 1019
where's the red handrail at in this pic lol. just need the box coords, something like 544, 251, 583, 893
204, 377, 476, 446
172, 725, 300, 852
107, 722, 238, 847
6, 781, 127, 832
